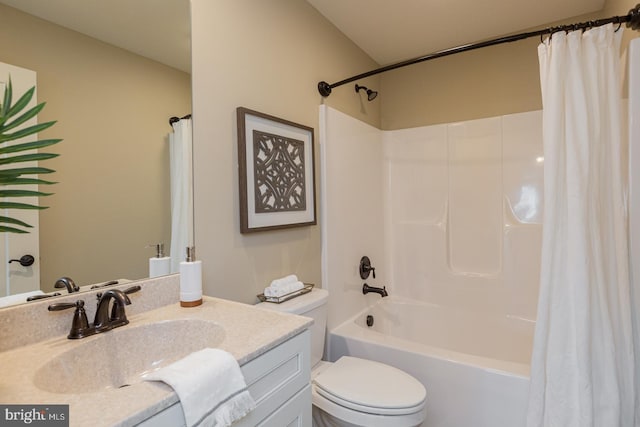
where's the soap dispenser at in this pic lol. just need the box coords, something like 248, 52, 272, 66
180, 246, 202, 307
148, 243, 171, 278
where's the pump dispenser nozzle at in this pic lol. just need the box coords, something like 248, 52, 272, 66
147, 243, 166, 258
186, 246, 196, 262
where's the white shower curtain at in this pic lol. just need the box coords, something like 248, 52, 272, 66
169, 117, 194, 273
527, 24, 637, 427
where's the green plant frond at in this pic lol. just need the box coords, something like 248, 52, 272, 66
0, 201, 47, 210
0, 169, 55, 185
1, 78, 12, 117
0, 102, 45, 132
0, 216, 33, 228
0, 167, 55, 176
0, 225, 29, 234
0, 174, 20, 183
0, 153, 59, 166
0, 138, 62, 155
0, 120, 56, 143
5, 86, 35, 120
0, 77, 59, 233
0, 189, 53, 198
0, 177, 57, 186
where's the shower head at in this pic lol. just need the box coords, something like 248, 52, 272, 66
355, 84, 378, 101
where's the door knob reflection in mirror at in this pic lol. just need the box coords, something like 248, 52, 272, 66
8, 254, 35, 267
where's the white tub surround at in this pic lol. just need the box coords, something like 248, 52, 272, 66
0, 275, 312, 427
320, 105, 543, 333
319, 106, 386, 333
320, 105, 544, 427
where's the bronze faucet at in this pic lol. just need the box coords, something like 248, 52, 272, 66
93, 289, 132, 332
54, 277, 79, 293
362, 283, 388, 297
48, 286, 140, 339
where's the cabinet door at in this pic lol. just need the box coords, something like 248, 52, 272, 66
256, 385, 311, 427
235, 330, 311, 426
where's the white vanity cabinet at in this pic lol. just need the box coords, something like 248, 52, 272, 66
138, 329, 311, 427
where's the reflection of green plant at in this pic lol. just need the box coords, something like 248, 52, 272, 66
0, 77, 61, 233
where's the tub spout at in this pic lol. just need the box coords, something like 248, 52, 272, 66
362, 283, 388, 297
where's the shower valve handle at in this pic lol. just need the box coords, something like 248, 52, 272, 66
359, 256, 376, 280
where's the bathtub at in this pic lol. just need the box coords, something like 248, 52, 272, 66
328, 297, 534, 427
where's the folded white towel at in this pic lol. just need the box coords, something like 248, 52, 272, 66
263, 281, 304, 297
269, 274, 298, 289
143, 348, 255, 427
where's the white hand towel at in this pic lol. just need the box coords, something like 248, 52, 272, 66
269, 274, 298, 289
263, 280, 304, 297
143, 348, 255, 427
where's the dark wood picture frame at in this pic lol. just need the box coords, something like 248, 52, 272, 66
237, 107, 316, 233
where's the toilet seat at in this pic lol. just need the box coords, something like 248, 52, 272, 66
313, 356, 426, 416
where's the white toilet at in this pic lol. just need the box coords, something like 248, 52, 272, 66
258, 288, 426, 427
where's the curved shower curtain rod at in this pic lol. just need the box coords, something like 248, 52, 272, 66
317, 4, 640, 97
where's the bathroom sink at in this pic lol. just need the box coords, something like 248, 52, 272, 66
33, 319, 225, 394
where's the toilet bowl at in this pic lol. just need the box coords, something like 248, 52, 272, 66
257, 288, 426, 427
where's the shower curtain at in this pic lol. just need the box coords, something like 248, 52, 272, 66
169, 117, 194, 273
526, 24, 637, 427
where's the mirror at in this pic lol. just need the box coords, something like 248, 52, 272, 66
0, 0, 192, 305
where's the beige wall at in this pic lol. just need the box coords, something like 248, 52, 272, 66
190, 0, 381, 303
380, 0, 638, 129
0, 5, 192, 291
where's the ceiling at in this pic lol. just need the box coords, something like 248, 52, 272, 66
307, 0, 606, 65
0, 0, 191, 73
0, 0, 607, 73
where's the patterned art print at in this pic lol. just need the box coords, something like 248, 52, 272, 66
252, 130, 306, 213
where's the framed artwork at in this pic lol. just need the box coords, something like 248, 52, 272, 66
236, 107, 316, 233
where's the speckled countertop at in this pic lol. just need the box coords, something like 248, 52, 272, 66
0, 277, 312, 427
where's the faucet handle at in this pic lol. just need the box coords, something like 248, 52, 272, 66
90, 280, 119, 290
359, 256, 376, 279
48, 300, 93, 339
95, 285, 139, 301
123, 285, 142, 295
47, 301, 78, 311
27, 292, 62, 301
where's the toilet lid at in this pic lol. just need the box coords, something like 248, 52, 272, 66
313, 356, 426, 416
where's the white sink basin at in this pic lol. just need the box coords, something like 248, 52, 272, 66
33, 319, 225, 394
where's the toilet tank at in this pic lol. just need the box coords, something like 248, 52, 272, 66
256, 288, 328, 367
